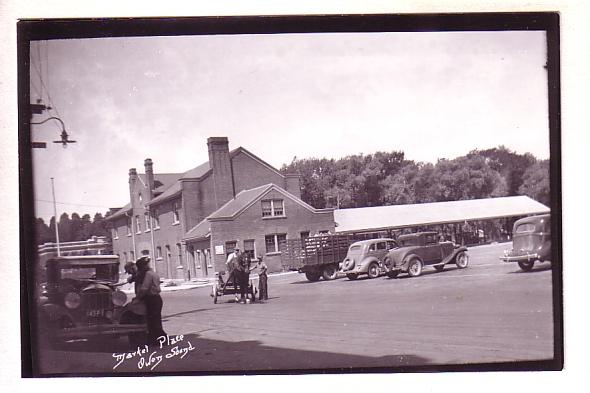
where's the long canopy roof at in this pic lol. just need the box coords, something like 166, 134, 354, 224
334, 196, 550, 233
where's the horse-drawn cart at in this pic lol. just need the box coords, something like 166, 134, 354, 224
211, 270, 257, 304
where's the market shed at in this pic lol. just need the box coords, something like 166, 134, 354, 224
334, 196, 550, 234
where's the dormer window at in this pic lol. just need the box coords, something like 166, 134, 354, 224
261, 199, 285, 218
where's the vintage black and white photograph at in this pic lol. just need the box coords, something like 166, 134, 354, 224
19, 14, 562, 377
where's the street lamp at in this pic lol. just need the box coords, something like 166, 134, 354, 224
30, 116, 77, 148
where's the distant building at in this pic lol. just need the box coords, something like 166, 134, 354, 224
106, 137, 334, 280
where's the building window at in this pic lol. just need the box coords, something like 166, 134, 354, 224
265, 234, 287, 254
130, 251, 135, 261
153, 209, 160, 229
156, 246, 162, 260
122, 252, 127, 262
261, 199, 285, 218
300, 231, 310, 239
113, 228, 119, 240
135, 215, 141, 234
172, 202, 180, 225
225, 241, 237, 256
145, 212, 151, 232
244, 239, 255, 259
127, 217, 132, 236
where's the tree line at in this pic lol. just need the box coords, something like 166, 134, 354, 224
35, 212, 111, 246
281, 146, 550, 210
34, 146, 550, 246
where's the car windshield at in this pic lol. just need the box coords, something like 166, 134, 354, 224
59, 264, 118, 282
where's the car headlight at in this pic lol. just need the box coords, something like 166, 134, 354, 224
112, 290, 127, 307
64, 292, 81, 309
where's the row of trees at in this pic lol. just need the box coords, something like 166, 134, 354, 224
34, 146, 550, 246
281, 146, 550, 209
35, 212, 110, 246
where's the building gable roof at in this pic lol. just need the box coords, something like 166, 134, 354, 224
334, 196, 550, 233
183, 184, 332, 241
208, 183, 332, 221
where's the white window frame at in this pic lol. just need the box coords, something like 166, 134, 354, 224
153, 209, 160, 229
265, 233, 287, 254
144, 212, 151, 232
172, 202, 180, 225
261, 199, 285, 218
113, 227, 119, 240
127, 217, 132, 236
135, 215, 141, 234
156, 246, 163, 260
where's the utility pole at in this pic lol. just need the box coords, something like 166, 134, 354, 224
51, 177, 61, 256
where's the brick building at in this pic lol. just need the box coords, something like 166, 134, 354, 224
106, 137, 334, 279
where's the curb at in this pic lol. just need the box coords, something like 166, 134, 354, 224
121, 270, 298, 294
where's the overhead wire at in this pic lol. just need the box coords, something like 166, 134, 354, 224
35, 198, 114, 209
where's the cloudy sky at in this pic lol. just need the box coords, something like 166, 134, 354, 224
29, 30, 549, 222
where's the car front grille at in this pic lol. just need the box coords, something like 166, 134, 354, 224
82, 289, 113, 321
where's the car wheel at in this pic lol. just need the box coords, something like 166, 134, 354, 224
434, 264, 445, 272
346, 273, 359, 280
386, 271, 399, 278
455, 251, 469, 269
305, 271, 321, 282
367, 262, 379, 279
518, 260, 535, 272
407, 258, 423, 277
322, 264, 338, 280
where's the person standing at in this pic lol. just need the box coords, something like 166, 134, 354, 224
136, 256, 167, 345
255, 256, 268, 301
224, 248, 240, 299
234, 250, 249, 303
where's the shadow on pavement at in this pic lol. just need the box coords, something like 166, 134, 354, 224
508, 264, 552, 274
38, 333, 432, 375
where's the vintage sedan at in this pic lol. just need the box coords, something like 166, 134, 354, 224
382, 232, 469, 278
38, 255, 147, 346
500, 214, 551, 271
339, 238, 398, 280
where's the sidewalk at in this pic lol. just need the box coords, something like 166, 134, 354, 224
120, 270, 298, 294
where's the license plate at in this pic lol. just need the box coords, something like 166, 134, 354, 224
87, 309, 104, 317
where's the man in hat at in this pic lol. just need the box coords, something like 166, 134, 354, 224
135, 256, 167, 345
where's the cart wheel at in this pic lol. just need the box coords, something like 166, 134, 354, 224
212, 285, 218, 304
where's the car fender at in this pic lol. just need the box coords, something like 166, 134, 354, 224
449, 246, 468, 263
387, 247, 420, 269
359, 257, 381, 272
401, 254, 423, 271
115, 299, 147, 323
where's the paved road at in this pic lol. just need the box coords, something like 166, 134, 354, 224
36, 243, 555, 375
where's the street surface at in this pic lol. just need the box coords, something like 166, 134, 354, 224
36, 243, 555, 375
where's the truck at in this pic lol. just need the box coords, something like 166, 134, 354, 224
281, 234, 356, 282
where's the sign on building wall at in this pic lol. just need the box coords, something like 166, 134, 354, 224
214, 245, 225, 255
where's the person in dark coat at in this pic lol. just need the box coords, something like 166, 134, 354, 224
136, 256, 167, 345
254, 256, 268, 301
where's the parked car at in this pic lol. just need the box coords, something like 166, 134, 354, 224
340, 238, 398, 280
382, 232, 469, 278
500, 214, 551, 271
38, 255, 147, 346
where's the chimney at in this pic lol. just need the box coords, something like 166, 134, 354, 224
129, 168, 138, 207
207, 137, 234, 208
144, 158, 154, 200
284, 173, 302, 199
